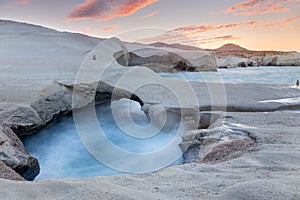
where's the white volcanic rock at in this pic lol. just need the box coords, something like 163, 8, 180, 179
217, 53, 300, 68
115, 43, 218, 72
214, 43, 300, 67
217, 51, 300, 68
278, 52, 300, 66
0, 20, 103, 68
0, 124, 39, 180
217, 56, 257, 68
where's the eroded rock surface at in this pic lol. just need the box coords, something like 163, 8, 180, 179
114, 45, 218, 72
217, 51, 300, 68
0, 161, 24, 181
0, 125, 39, 180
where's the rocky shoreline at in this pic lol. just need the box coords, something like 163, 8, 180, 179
1, 76, 299, 181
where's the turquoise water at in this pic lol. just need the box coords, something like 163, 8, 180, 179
160, 67, 300, 85
23, 99, 183, 180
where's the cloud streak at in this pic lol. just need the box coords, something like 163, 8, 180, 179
102, 24, 120, 32
224, 0, 298, 15
137, 14, 300, 46
66, 0, 158, 21
196, 35, 240, 45
169, 21, 257, 34
137, 21, 253, 44
143, 10, 159, 18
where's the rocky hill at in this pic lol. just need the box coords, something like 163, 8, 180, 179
150, 42, 202, 50
215, 43, 249, 52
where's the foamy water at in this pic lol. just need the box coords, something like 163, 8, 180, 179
23, 99, 183, 180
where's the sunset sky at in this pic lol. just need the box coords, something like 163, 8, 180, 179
1, 0, 300, 51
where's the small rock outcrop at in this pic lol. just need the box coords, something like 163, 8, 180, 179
180, 114, 257, 164
0, 125, 39, 180
174, 61, 196, 72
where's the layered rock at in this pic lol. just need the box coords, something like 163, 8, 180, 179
0, 125, 39, 180
180, 114, 257, 163
114, 45, 218, 72
216, 48, 300, 68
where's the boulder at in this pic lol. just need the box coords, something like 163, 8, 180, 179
180, 119, 257, 164
0, 125, 39, 180
0, 103, 43, 137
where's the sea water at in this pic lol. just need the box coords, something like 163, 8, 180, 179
160, 66, 300, 85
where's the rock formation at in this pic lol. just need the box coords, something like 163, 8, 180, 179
114, 45, 218, 72
215, 45, 300, 68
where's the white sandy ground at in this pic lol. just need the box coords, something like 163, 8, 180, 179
1, 111, 300, 200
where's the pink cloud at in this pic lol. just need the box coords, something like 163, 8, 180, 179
224, 0, 297, 15
137, 14, 300, 45
102, 24, 120, 32
137, 32, 193, 44
66, 0, 159, 21
137, 32, 240, 46
169, 21, 258, 34
250, 14, 300, 28
143, 10, 159, 18
136, 21, 253, 44
283, 15, 300, 25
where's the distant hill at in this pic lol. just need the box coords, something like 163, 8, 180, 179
215, 43, 249, 52
149, 42, 251, 52
149, 42, 202, 50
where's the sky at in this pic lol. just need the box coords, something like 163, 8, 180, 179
1, 0, 300, 51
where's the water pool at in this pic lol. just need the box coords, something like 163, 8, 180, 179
23, 99, 183, 180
